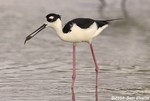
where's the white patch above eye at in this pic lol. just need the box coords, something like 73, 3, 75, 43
49, 16, 54, 19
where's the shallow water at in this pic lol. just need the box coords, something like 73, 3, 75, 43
0, 0, 150, 101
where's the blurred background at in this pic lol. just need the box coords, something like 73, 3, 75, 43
0, 0, 150, 101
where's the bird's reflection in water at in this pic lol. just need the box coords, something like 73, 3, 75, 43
96, 88, 98, 101
71, 87, 98, 101
72, 88, 75, 101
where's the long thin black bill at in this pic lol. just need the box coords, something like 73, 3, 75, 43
24, 24, 47, 44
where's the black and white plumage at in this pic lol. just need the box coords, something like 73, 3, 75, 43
24, 13, 121, 101
24, 13, 120, 44
63, 18, 111, 33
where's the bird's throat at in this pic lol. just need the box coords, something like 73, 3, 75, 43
52, 19, 68, 41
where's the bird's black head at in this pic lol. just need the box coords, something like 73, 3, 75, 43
46, 13, 61, 22
24, 13, 61, 44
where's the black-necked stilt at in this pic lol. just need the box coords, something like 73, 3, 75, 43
24, 13, 121, 101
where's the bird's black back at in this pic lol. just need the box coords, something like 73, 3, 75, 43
62, 18, 119, 33
63, 18, 95, 33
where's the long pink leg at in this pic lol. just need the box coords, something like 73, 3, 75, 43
72, 43, 76, 101
90, 43, 99, 101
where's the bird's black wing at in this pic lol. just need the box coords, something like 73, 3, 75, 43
63, 18, 95, 33
95, 18, 122, 28
95, 20, 109, 28
63, 18, 122, 33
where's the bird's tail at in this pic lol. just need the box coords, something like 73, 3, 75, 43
105, 18, 123, 22
96, 18, 122, 25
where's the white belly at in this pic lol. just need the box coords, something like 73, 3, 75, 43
64, 23, 97, 43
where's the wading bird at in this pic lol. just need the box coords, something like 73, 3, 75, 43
24, 13, 121, 101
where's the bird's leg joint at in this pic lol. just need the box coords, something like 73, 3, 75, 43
95, 68, 98, 73
72, 74, 76, 80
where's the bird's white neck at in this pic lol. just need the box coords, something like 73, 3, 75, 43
50, 19, 67, 41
